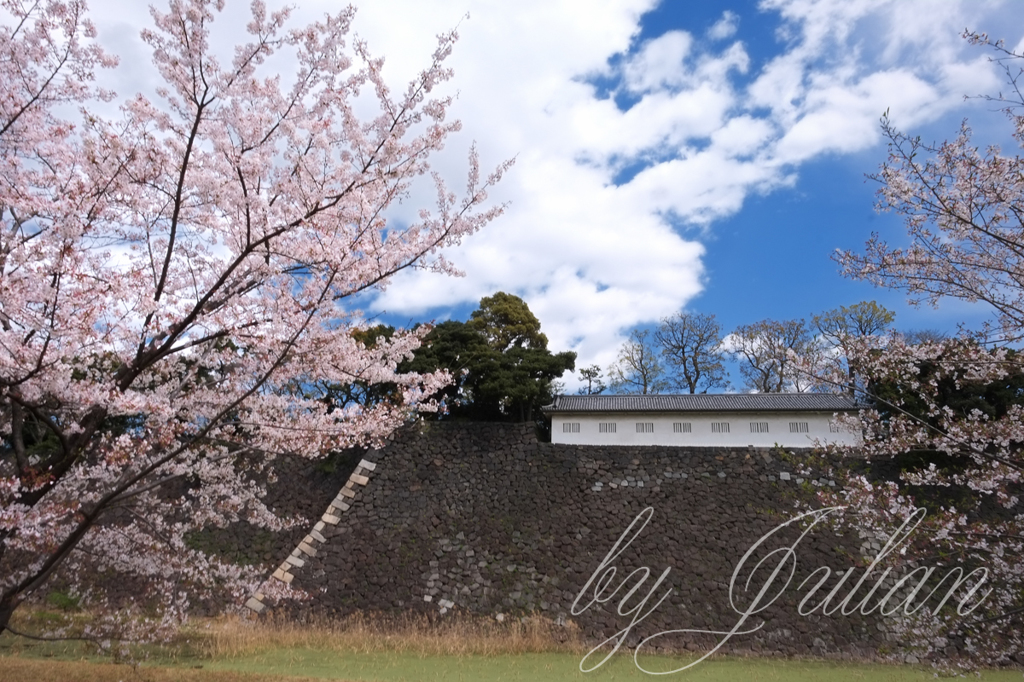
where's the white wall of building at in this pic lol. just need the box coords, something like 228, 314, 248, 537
549, 411, 860, 448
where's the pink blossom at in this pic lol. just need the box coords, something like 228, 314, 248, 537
0, 0, 510, 639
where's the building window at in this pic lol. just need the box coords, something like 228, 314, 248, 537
750, 422, 769, 433
635, 422, 654, 433
673, 422, 692, 433
789, 422, 809, 433
562, 422, 580, 433
599, 422, 617, 433
829, 423, 841, 433
711, 422, 730, 433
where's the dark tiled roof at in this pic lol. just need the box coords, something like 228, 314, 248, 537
543, 393, 861, 413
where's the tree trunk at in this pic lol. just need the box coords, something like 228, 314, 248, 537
0, 591, 21, 635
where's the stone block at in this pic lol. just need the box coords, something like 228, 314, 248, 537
359, 459, 377, 471
245, 597, 265, 613
242, 425, 867, 659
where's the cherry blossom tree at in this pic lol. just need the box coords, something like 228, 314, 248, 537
812, 336, 1023, 667
0, 0, 509, 641
838, 33, 1024, 347
826, 34, 1024, 667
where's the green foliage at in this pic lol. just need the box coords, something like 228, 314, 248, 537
400, 319, 491, 413
468, 292, 549, 351
812, 301, 895, 342
317, 325, 403, 413
868, 344, 1024, 513
401, 293, 575, 423
812, 301, 895, 394
871, 346, 1024, 428
575, 365, 605, 395
45, 590, 81, 612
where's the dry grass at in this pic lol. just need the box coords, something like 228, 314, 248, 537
195, 611, 587, 659
0, 656, 338, 682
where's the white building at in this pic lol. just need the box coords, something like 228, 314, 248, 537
543, 394, 862, 448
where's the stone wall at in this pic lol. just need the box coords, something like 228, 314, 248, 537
45, 449, 363, 617
190, 450, 361, 572
261, 421, 890, 659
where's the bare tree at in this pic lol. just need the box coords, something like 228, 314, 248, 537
655, 312, 729, 393
899, 328, 949, 344
608, 329, 667, 394
730, 319, 813, 392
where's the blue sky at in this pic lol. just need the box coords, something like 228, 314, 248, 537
86, 0, 1024, 389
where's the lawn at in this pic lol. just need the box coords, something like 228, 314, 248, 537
198, 650, 1024, 681
3, 648, 1023, 682
1, 613, 1020, 682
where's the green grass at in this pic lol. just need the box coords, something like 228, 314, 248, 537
3, 645, 1022, 682
2, 612, 1021, 682
199, 650, 1023, 682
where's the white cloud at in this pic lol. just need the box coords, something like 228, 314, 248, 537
709, 10, 740, 41
623, 31, 694, 93
772, 70, 941, 162
79, 0, 1016, 389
